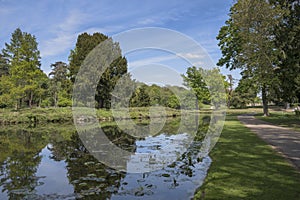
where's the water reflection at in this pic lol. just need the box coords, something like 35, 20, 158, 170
0, 115, 211, 199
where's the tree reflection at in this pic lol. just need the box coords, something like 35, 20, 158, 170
0, 115, 211, 199
0, 129, 46, 199
50, 131, 126, 199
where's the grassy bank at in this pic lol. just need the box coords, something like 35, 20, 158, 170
194, 115, 300, 200
0, 107, 186, 125
0, 107, 73, 124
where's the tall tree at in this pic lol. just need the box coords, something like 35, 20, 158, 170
182, 66, 210, 110
1, 28, 46, 109
217, 0, 285, 116
231, 75, 259, 108
69, 32, 128, 109
49, 61, 71, 107
272, 0, 300, 106
0, 53, 9, 77
69, 32, 108, 83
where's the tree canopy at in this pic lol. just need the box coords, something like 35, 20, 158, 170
0, 28, 47, 109
217, 0, 288, 116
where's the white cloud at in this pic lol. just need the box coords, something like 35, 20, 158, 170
128, 55, 177, 68
41, 33, 77, 57
40, 10, 88, 57
176, 52, 205, 59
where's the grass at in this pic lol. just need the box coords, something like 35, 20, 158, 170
0, 106, 185, 125
0, 107, 73, 124
226, 107, 263, 116
256, 111, 300, 132
194, 115, 300, 200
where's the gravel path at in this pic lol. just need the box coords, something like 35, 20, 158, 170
238, 115, 300, 171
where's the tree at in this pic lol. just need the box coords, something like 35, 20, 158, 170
231, 75, 259, 108
130, 84, 151, 107
1, 28, 47, 109
147, 84, 162, 106
0, 53, 9, 77
217, 0, 285, 116
272, 0, 300, 106
204, 68, 228, 109
95, 56, 127, 108
69, 32, 128, 109
69, 32, 109, 83
182, 66, 210, 110
167, 94, 180, 109
49, 61, 72, 107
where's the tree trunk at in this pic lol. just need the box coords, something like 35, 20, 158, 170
54, 92, 57, 107
98, 98, 104, 109
284, 102, 290, 109
195, 97, 199, 111
29, 91, 33, 108
262, 85, 269, 116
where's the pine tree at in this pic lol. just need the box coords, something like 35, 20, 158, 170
1, 28, 46, 109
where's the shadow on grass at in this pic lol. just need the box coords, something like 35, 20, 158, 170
195, 115, 300, 200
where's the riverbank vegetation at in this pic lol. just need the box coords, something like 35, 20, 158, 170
0, 107, 187, 125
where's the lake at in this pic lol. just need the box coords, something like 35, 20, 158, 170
0, 115, 212, 200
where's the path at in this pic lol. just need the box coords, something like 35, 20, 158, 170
238, 115, 300, 171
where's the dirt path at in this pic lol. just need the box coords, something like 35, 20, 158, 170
238, 115, 300, 171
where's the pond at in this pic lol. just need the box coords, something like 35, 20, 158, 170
0, 115, 212, 200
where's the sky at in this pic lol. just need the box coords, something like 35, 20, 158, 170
0, 0, 241, 86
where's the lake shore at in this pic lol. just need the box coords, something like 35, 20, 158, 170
0, 107, 212, 125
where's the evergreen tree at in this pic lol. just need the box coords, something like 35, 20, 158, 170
49, 61, 72, 107
1, 28, 46, 109
69, 32, 128, 109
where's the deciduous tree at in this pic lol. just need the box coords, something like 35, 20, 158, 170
217, 0, 285, 116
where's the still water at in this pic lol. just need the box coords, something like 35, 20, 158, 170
0, 116, 211, 200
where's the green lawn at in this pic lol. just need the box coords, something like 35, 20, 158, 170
195, 115, 300, 200
256, 112, 300, 132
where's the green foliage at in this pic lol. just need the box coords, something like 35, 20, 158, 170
1, 28, 47, 109
0, 53, 9, 77
49, 61, 72, 107
182, 66, 210, 107
130, 84, 151, 107
217, 0, 286, 116
231, 76, 259, 108
69, 32, 109, 83
57, 96, 72, 107
182, 66, 227, 109
167, 94, 180, 109
272, 1, 300, 104
69, 32, 128, 109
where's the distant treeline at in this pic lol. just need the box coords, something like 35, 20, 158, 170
0, 29, 222, 110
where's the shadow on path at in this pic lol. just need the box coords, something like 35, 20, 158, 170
238, 115, 300, 171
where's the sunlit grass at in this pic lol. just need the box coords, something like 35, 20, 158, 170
195, 115, 300, 200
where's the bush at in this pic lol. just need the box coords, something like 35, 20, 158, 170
40, 99, 51, 108
58, 97, 72, 107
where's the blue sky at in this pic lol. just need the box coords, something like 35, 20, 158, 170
0, 0, 241, 84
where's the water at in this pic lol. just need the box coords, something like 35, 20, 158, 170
0, 116, 211, 200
